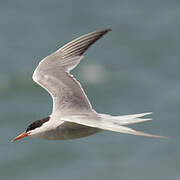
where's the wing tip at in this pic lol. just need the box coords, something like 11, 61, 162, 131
59, 28, 112, 58
99, 28, 112, 33
94, 28, 112, 36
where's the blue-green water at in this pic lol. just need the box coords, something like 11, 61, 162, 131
1, 0, 180, 179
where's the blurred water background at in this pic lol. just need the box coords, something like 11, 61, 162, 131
0, 0, 180, 179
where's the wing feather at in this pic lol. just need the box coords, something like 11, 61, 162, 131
59, 29, 111, 58
33, 29, 111, 115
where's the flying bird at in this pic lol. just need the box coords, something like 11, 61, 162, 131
11, 29, 165, 142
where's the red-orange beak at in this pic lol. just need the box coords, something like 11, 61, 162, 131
11, 132, 29, 142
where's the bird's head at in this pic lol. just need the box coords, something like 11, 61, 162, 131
11, 117, 50, 142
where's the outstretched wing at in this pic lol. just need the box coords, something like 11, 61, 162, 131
33, 29, 111, 115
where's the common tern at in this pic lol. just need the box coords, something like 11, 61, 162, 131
11, 29, 165, 142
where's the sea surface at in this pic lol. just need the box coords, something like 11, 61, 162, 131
0, 0, 180, 180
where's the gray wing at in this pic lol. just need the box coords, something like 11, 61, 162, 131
32, 29, 111, 115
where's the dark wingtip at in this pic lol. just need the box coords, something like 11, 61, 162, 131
94, 28, 112, 35
59, 28, 112, 59
103, 28, 112, 32
98, 28, 112, 36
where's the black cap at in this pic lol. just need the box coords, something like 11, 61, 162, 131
26, 116, 50, 132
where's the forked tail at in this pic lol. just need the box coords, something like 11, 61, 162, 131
100, 112, 152, 125
99, 112, 166, 138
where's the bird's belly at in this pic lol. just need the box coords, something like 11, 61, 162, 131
40, 121, 101, 140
